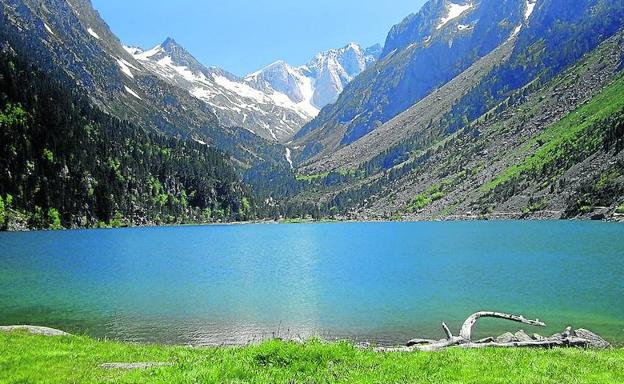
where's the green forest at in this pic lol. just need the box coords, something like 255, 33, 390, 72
0, 50, 254, 230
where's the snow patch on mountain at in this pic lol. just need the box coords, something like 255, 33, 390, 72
156, 56, 199, 82
133, 45, 165, 61
510, 0, 538, 40
123, 46, 143, 56
44, 23, 55, 35
87, 28, 100, 40
525, 0, 537, 20
285, 147, 293, 168
124, 85, 142, 100
213, 74, 314, 119
66, 1, 80, 16
437, 2, 474, 30
116, 58, 137, 79
244, 61, 320, 116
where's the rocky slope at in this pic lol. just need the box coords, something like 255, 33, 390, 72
293, 0, 532, 163
286, 0, 624, 221
355, 32, 624, 221
298, 37, 517, 174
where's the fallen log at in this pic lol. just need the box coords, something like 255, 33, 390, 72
392, 311, 611, 352
456, 337, 591, 349
459, 311, 546, 341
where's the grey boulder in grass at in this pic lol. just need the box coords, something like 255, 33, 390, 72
0, 325, 70, 336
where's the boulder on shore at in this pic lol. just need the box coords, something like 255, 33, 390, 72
0, 325, 70, 336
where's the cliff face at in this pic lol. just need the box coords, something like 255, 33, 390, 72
294, 0, 528, 162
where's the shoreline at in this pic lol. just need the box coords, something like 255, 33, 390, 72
2, 330, 624, 383
2, 325, 621, 349
1, 216, 622, 233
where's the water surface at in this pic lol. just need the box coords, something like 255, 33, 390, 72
1, 221, 623, 345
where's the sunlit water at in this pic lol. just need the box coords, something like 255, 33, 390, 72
1, 221, 623, 346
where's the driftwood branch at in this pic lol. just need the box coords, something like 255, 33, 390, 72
376, 311, 612, 353
459, 311, 546, 341
442, 322, 453, 339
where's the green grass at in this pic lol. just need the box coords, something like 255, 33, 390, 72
482, 74, 624, 193
295, 172, 331, 182
616, 203, 624, 214
406, 184, 444, 212
295, 169, 360, 182
2, 332, 624, 383
522, 197, 549, 215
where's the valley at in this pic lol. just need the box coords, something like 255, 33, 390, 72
1, 0, 624, 229
1, 2, 624, 381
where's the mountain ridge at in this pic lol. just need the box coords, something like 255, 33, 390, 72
293, 0, 532, 163
126, 38, 380, 142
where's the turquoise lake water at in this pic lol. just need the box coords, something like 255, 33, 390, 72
0, 221, 623, 346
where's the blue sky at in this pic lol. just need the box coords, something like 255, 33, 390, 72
91, 0, 427, 76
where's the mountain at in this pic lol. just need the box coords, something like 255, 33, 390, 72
293, 0, 532, 162
125, 38, 314, 142
127, 40, 379, 142
244, 43, 381, 115
0, 41, 254, 230
0, 0, 294, 191
285, 0, 624, 221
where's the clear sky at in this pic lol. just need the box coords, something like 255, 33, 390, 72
91, 0, 427, 76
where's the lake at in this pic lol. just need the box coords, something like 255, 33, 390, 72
0, 221, 623, 346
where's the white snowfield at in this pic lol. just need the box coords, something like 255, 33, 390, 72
510, 0, 539, 41
437, 2, 474, 30
525, 0, 537, 20
123, 40, 377, 141
116, 58, 139, 79
214, 73, 316, 120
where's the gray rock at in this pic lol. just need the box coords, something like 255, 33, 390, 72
514, 330, 533, 342
575, 329, 611, 349
562, 326, 575, 338
532, 333, 545, 341
496, 332, 516, 343
0, 325, 69, 336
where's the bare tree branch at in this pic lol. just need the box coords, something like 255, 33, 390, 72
459, 311, 546, 341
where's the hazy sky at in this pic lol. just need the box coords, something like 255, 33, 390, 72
91, 0, 427, 76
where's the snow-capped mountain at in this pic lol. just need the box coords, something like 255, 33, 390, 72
245, 43, 381, 112
124, 38, 312, 142
294, 0, 539, 162
125, 39, 379, 142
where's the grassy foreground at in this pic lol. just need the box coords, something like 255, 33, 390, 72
1, 332, 624, 383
